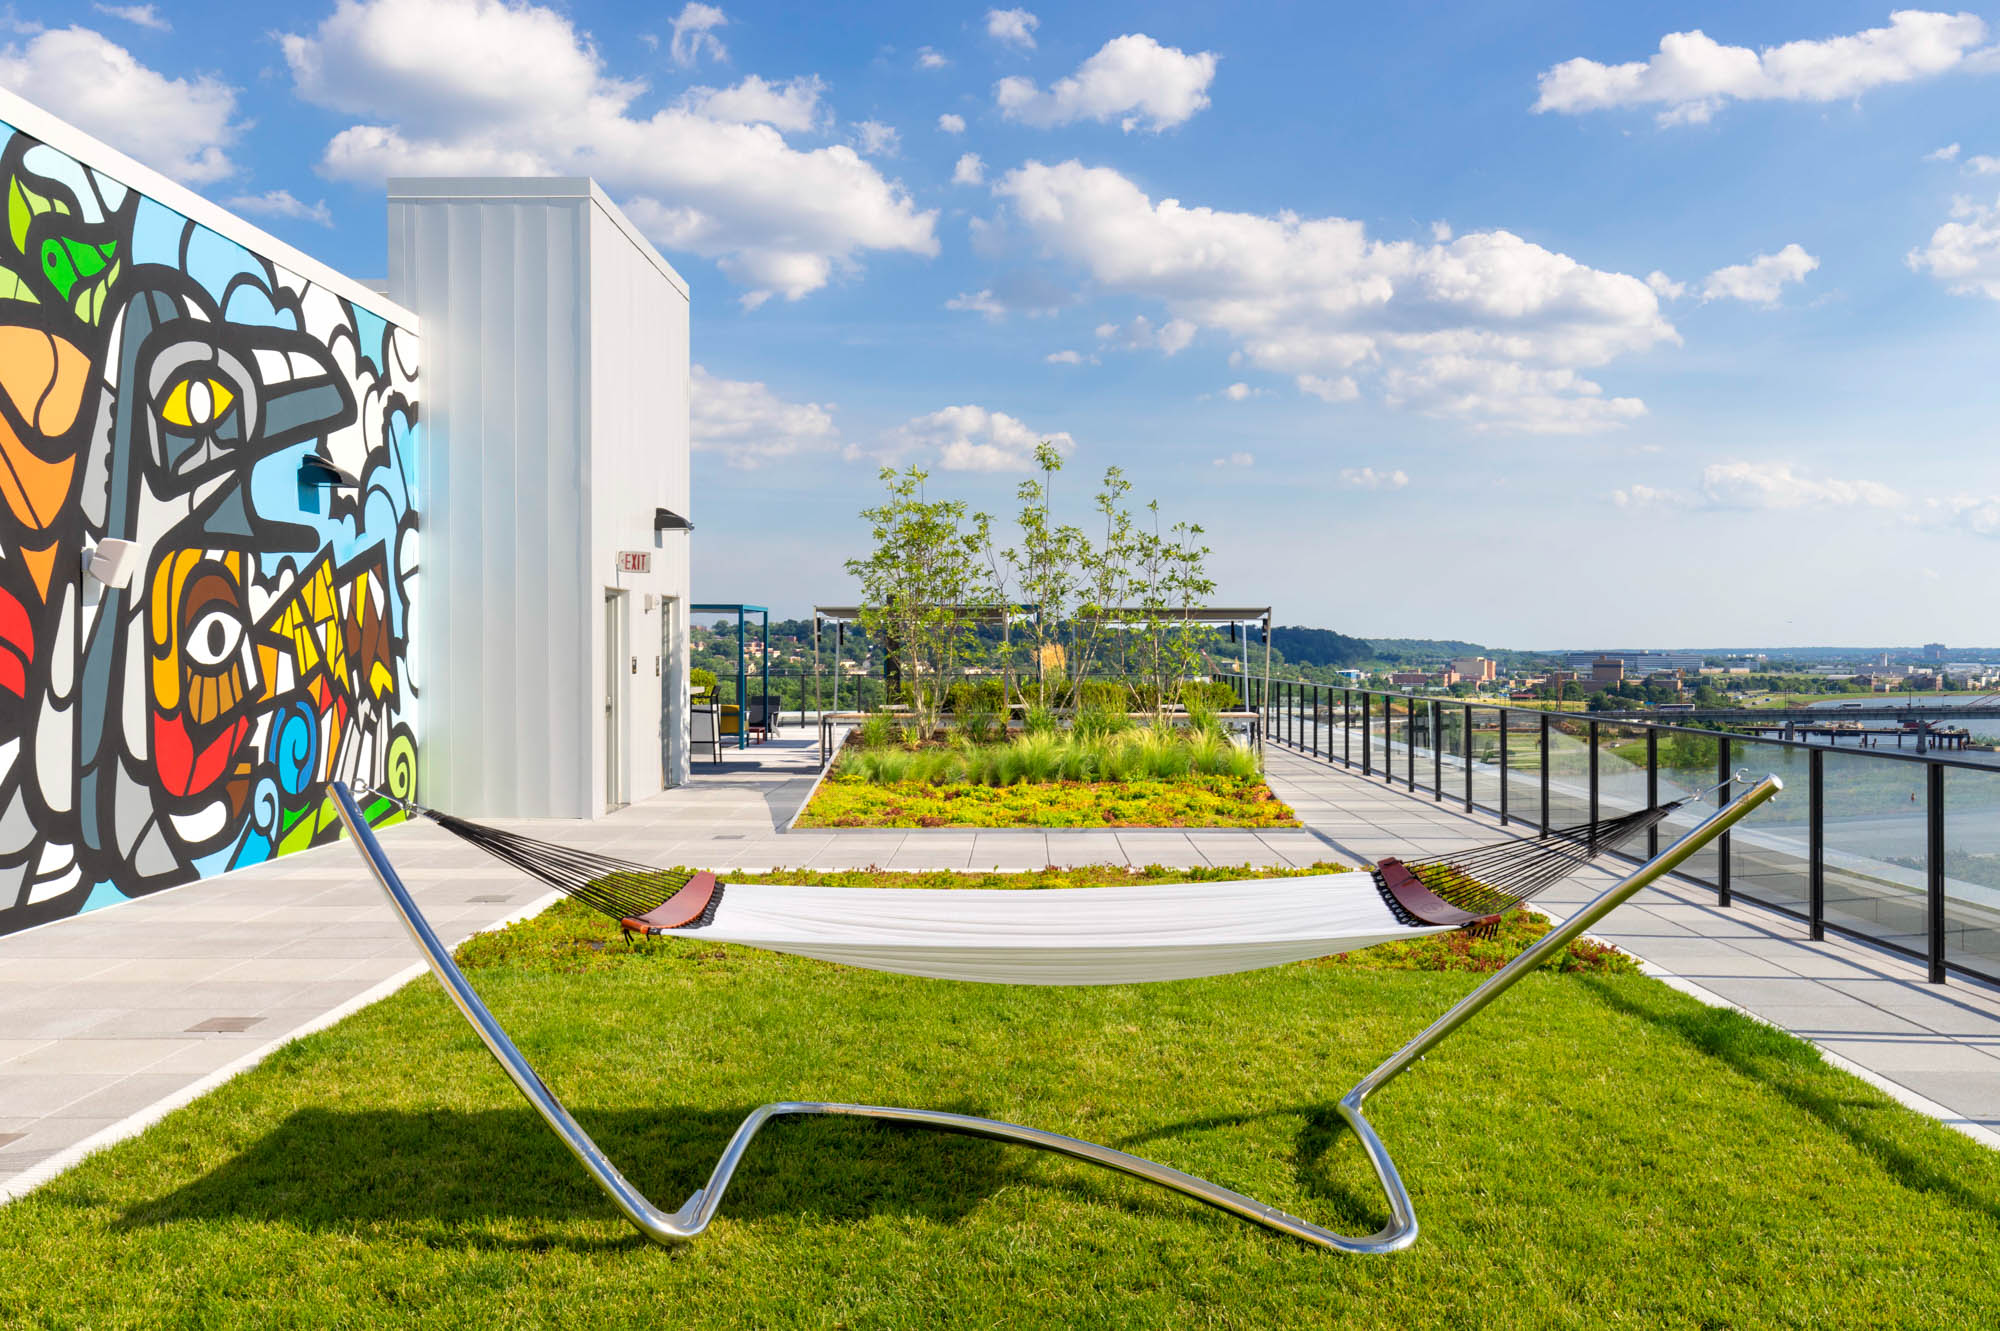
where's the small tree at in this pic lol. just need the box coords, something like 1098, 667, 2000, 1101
1128, 502, 1216, 716
1006, 442, 1090, 706
1064, 464, 1138, 704
846, 467, 994, 736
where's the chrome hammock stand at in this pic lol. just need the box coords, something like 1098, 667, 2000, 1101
330, 774, 1782, 1256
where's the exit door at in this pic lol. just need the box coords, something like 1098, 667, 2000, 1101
604, 590, 624, 810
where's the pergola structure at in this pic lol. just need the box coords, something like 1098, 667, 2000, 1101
810, 604, 1271, 715
692, 603, 767, 749
1081, 606, 1273, 711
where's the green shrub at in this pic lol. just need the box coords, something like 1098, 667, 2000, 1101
690, 667, 718, 699
1023, 704, 1059, 736
857, 713, 894, 748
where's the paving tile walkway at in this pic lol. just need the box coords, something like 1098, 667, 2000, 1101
3, 729, 1996, 1198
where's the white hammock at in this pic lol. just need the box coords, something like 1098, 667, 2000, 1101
655, 875, 1444, 984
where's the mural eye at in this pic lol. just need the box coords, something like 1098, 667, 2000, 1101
160, 374, 238, 431
184, 609, 245, 668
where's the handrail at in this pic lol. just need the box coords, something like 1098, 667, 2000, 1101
328, 775, 1777, 1255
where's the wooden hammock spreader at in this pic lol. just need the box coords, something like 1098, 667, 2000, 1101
330, 774, 1780, 1256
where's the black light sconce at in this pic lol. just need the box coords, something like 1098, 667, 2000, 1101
654, 507, 694, 547
299, 447, 361, 489
297, 446, 360, 514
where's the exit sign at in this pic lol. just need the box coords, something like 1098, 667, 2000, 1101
618, 550, 652, 574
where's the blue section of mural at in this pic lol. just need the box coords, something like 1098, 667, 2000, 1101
0, 118, 420, 934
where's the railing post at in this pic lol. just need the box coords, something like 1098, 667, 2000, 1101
1539, 712, 1551, 835
1343, 688, 1352, 767
1808, 746, 1825, 942
1646, 729, 1659, 860
1928, 761, 1946, 984
1432, 700, 1443, 801
1462, 702, 1473, 812
1716, 739, 1733, 907
1361, 691, 1372, 777
1498, 708, 1510, 826
1587, 720, 1599, 834
1406, 697, 1415, 792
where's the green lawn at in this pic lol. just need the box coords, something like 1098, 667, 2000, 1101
3, 869, 1998, 1329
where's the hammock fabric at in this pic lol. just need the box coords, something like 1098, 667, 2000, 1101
411, 795, 1693, 985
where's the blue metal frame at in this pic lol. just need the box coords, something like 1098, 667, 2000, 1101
692, 603, 769, 749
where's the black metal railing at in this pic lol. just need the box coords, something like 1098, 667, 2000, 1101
1237, 679, 2000, 988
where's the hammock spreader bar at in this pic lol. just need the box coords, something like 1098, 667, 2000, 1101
329, 775, 1783, 1258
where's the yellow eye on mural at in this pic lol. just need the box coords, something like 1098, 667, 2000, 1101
159, 374, 238, 430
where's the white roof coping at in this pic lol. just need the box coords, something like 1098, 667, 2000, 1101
0, 84, 419, 329
387, 176, 690, 299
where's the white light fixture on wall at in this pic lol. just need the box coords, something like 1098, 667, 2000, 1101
82, 538, 141, 589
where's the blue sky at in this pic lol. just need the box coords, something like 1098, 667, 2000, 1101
10, 1, 2000, 647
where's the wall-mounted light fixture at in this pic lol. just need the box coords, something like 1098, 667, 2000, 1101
299, 447, 361, 489
654, 507, 693, 548
82, 538, 141, 590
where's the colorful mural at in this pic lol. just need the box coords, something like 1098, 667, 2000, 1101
0, 123, 419, 935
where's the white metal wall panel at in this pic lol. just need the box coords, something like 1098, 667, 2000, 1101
387, 179, 689, 818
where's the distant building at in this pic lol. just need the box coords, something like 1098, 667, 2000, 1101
1389, 671, 1432, 687
1451, 656, 1497, 683
1924, 642, 1947, 663
1589, 657, 1626, 686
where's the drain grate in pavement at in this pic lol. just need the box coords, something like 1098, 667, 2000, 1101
187, 1016, 264, 1034
0, 1133, 23, 1149
468, 895, 512, 903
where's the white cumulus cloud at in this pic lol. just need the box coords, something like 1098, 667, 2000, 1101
91, 4, 168, 31
916, 47, 950, 70
1045, 349, 1095, 365
937, 112, 966, 134
986, 8, 1038, 51
225, 189, 335, 226
952, 152, 985, 186
0, 26, 240, 182
1212, 451, 1254, 467
1534, 11, 1994, 126
669, 2, 727, 67
1096, 314, 1197, 354
1341, 467, 1409, 490
691, 364, 839, 469
886, 404, 1072, 472
281, 0, 937, 307
994, 159, 1674, 433
1700, 243, 1819, 304
1615, 461, 1905, 511
1909, 192, 2000, 298
679, 74, 823, 132
996, 33, 1218, 132
1968, 154, 2000, 174
1927, 142, 1962, 161
852, 119, 900, 157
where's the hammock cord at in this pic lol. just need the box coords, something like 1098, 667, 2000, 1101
1401, 803, 1676, 917
418, 809, 696, 921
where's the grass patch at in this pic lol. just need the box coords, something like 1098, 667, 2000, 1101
796, 774, 1299, 828
4, 865, 1999, 1328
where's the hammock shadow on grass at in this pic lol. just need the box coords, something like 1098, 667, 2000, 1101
114, 1104, 1029, 1250
112, 1101, 1334, 1250
1580, 977, 2000, 1225
1113, 1104, 1394, 1237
